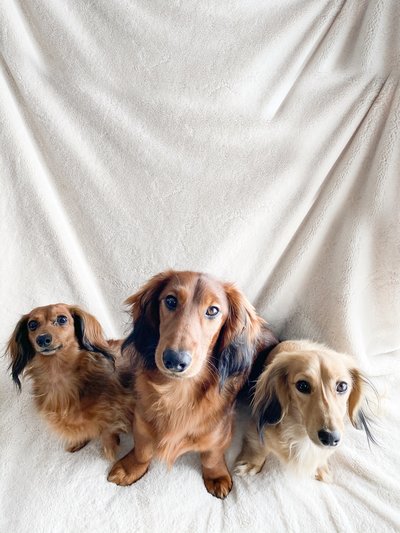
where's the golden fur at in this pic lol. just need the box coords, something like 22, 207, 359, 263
235, 340, 374, 481
107, 270, 278, 498
6, 304, 135, 460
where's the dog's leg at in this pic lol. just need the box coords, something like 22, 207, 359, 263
107, 417, 153, 486
101, 432, 120, 462
65, 440, 90, 453
315, 463, 332, 483
234, 423, 268, 476
201, 448, 233, 499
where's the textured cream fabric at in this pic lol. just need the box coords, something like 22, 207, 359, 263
1, 1, 399, 532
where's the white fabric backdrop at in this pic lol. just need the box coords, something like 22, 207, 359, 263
1, 1, 399, 532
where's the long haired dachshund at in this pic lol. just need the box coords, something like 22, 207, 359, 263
6, 304, 135, 460
107, 270, 278, 498
235, 340, 375, 481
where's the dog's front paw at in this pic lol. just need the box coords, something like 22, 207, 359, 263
203, 474, 233, 499
107, 459, 149, 486
234, 460, 264, 476
315, 464, 332, 483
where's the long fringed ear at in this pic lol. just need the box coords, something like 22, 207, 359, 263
70, 307, 114, 365
215, 283, 263, 388
6, 315, 35, 390
348, 367, 377, 445
252, 355, 290, 441
122, 270, 174, 368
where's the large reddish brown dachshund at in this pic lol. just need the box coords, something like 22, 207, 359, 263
107, 270, 278, 498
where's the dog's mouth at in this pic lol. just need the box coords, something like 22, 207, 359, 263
159, 367, 189, 379
38, 345, 63, 355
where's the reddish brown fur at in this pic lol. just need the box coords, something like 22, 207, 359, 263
6, 304, 135, 460
107, 270, 278, 498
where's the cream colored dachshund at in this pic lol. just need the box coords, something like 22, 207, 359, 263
235, 340, 375, 482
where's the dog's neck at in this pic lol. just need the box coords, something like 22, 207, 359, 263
135, 366, 235, 466
143, 366, 218, 405
269, 415, 335, 475
27, 349, 84, 412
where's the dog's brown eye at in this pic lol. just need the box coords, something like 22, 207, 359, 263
296, 380, 311, 394
336, 381, 348, 393
57, 315, 68, 325
28, 320, 38, 331
205, 306, 220, 317
165, 295, 178, 310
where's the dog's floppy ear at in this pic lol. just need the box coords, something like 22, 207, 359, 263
70, 307, 114, 365
252, 354, 290, 440
123, 270, 174, 367
214, 282, 264, 388
6, 315, 35, 390
348, 367, 376, 445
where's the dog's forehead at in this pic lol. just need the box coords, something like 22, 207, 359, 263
29, 303, 71, 320
288, 352, 321, 375
194, 275, 228, 304
319, 351, 352, 378
164, 272, 228, 305
291, 350, 351, 379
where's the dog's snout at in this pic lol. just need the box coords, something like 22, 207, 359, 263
36, 333, 52, 348
318, 429, 341, 447
162, 349, 192, 373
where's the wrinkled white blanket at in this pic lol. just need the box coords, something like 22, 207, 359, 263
1, 1, 399, 532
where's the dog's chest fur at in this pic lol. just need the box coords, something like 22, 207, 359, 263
135, 371, 234, 464
267, 423, 335, 476
27, 352, 131, 440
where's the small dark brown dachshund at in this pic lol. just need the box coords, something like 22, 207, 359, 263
107, 270, 278, 498
6, 303, 134, 460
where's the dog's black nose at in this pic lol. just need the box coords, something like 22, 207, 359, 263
162, 349, 192, 373
318, 429, 341, 447
36, 333, 52, 348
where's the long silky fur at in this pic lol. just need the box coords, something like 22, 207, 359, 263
256, 395, 283, 440
73, 312, 115, 366
215, 336, 254, 390
123, 312, 159, 370
6, 317, 36, 390
24, 347, 134, 455
355, 375, 379, 446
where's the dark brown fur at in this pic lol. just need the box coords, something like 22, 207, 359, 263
107, 270, 278, 498
6, 304, 135, 460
